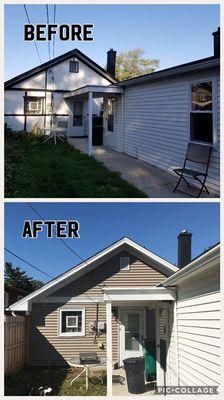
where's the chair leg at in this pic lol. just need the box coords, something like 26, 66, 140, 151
173, 175, 182, 193
196, 177, 210, 197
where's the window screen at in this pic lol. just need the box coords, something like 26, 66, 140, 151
120, 257, 130, 270
69, 61, 79, 73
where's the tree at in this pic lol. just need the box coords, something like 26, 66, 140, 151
4, 262, 44, 293
115, 49, 159, 81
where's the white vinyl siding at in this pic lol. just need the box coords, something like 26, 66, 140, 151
112, 68, 220, 193
175, 267, 220, 386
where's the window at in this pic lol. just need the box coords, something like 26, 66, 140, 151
69, 60, 79, 73
120, 256, 130, 271
73, 101, 83, 126
107, 99, 115, 132
59, 309, 85, 336
190, 81, 213, 144
25, 97, 44, 115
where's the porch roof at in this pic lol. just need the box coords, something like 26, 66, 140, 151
63, 84, 124, 100
102, 286, 176, 302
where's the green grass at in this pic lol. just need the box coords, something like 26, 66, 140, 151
5, 366, 107, 396
5, 131, 146, 198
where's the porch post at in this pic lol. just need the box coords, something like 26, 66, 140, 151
106, 301, 113, 396
88, 91, 93, 156
155, 304, 162, 386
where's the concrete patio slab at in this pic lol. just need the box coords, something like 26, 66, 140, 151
68, 138, 216, 198
112, 367, 155, 396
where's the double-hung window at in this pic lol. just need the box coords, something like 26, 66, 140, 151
59, 308, 85, 336
190, 81, 213, 144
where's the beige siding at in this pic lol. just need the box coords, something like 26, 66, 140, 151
29, 251, 166, 366
29, 302, 106, 366
50, 251, 167, 298
176, 266, 220, 386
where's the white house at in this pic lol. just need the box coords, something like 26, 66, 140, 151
7, 233, 220, 396
5, 28, 220, 193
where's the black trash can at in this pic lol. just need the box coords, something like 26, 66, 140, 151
123, 357, 145, 394
92, 116, 103, 146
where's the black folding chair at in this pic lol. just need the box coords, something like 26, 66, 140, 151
173, 143, 212, 198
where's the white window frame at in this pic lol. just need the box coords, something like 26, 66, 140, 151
66, 315, 78, 328
188, 77, 217, 148
58, 308, 85, 336
120, 256, 130, 271
28, 101, 39, 111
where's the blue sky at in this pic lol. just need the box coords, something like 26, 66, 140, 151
5, 4, 219, 80
5, 202, 220, 284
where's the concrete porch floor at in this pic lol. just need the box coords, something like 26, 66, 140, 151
112, 367, 155, 396
68, 138, 216, 198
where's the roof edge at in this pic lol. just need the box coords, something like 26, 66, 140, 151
162, 243, 220, 287
5, 48, 117, 88
7, 237, 177, 311
119, 56, 219, 87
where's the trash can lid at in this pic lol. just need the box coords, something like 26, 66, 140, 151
123, 357, 144, 364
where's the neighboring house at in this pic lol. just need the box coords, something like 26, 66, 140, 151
5, 28, 220, 193
4, 285, 27, 308
8, 234, 220, 395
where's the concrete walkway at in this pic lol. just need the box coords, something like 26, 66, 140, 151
68, 138, 215, 198
112, 367, 155, 396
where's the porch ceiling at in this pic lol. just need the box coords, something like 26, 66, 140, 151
63, 84, 124, 100
102, 286, 176, 302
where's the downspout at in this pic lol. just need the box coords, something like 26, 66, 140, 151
122, 91, 125, 153
24, 91, 27, 132
44, 70, 47, 128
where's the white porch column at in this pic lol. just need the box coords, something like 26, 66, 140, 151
88, 91, 93, 156
106, 301, 113, 397
155, 304, 162, 386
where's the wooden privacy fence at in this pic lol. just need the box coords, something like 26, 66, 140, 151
5, 315, 28, 374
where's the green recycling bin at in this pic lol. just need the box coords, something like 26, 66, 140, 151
143, 339, 156, 382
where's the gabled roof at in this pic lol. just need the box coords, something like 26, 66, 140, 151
162, 242, 220, 287
8, 237, 178, 311
5, 48, 117, 89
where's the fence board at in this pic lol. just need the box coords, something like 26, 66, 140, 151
5, 316, 27, 373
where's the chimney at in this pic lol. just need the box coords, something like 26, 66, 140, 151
212, 27, 220, 58
107, 49, 117, 78
178, 230, 192, 268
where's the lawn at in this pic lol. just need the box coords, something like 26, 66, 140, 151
5, 131, 146, 198
5, 366, 107, 396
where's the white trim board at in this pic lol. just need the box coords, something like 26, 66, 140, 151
8, 237, 177, 312
103, 287, 176, 302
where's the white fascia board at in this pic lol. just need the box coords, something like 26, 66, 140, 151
103, 287, 176, 301
162, 244, 220, 287
37, 296, 104, 303
64, 85, 123, 99
124, 238, 178, 273
8, 237, 176, 311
